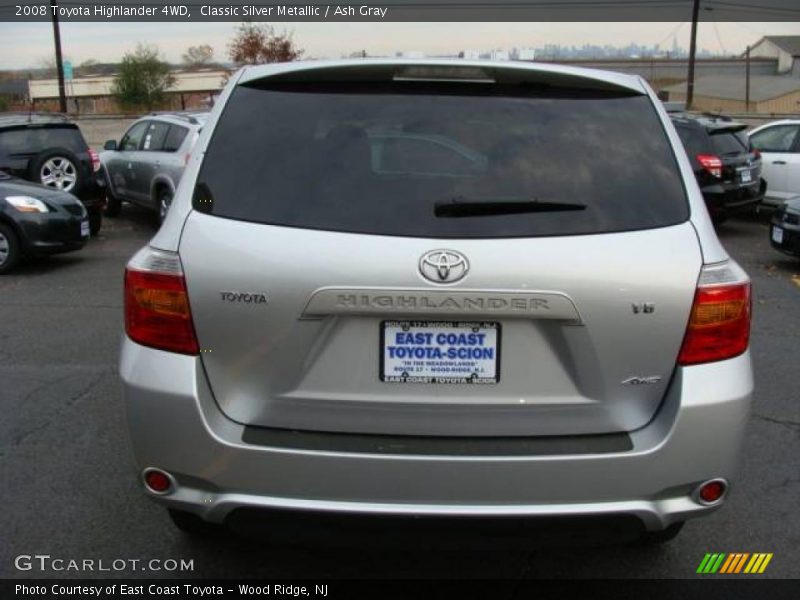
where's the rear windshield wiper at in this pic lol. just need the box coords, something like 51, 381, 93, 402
434, 196, 586, 218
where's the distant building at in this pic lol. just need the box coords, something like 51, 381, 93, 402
0, 78, 28, 110
749, 35, 800, 75
663, 75, 800, 114
489, 50, 510, 61
516, 48, 536, 61
27, 69, 229, 114
460, 50, 480, 60
660, 36, 800, 113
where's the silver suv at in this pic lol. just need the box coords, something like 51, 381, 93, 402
101, 112, 208, 223
120, 60, 753, 543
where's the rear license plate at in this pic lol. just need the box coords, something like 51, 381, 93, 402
381, 321, 500, 384
80, 220, 90, 237
772, 226, 784, 244
739, 168, 752, 183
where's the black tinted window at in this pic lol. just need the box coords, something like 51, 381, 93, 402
0, 126, 85, 155
711, 131, 748, 155
143, 121, 170, 151
197, 83, 688, 238
164, 125, 188, 152
675, 125, 707, 157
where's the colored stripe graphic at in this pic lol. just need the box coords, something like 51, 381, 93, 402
700, 553, 773, 574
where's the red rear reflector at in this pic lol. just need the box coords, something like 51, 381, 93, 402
88, 148, 101, 172
696, 153, 722, 178
144, 470, 172, 493
678, 282, 750, 366
125, 268, 199, 355
697, 480, 727, 504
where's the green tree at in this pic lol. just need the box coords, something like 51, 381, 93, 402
112, 44, 175, 111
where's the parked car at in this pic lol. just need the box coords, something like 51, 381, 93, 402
120, 60, 753, 544
0, 113, 104, 235
101, 112, 208, 224
0, 170, 89, 273
769, 195, 800, 258
669, 112, 764, 222
747, 120, 800, 207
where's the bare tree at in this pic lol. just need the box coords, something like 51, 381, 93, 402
227, 23, 303, 66
182, 44, 214, 69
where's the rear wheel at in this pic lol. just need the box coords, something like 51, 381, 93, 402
157, 188, 173, 225
29, 148, 83, 194
635, 522, 684, 545
0, 222, 21, 275
168, 509, 225, 537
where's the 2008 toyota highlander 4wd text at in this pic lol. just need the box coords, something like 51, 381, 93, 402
120, 60, 753, 544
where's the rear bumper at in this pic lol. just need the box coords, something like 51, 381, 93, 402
121, 339, 753, 531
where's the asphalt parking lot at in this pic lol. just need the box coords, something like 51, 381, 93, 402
1, 206, 798, 579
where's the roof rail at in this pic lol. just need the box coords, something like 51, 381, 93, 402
701, 111, 732, 122
0, 111, 71, 123
147, 111, 204, 125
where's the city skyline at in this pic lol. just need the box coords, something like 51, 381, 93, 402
0, 21, 798, 70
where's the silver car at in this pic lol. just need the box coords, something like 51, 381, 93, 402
101, 112, 208, 223
120, 60, 753, 543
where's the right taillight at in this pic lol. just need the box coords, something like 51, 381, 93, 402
696, 153, 723, 178
678, 263, 751, 366
124, 246, 199, 355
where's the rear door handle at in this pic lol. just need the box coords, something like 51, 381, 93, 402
772, 160, 787, 165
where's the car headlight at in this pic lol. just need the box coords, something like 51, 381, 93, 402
5, 195, 50, 213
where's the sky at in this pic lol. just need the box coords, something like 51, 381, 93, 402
0, 21, 798, 70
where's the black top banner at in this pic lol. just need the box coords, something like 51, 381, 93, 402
0, 0, 799, 22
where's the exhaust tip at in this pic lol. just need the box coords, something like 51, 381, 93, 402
693, 478, 728, 506
143, 468, 175, 495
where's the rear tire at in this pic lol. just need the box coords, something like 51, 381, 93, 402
88, 209, 102, 236
0, 222, 21, 275
28, 148, 83, 195
635, 522, 684, 545
168, 509, 225, 537
157, 188, 173, 225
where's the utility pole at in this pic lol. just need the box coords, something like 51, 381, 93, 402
50, 0, 67, 113
686, 0, 701, 110
745, 45, 751, 112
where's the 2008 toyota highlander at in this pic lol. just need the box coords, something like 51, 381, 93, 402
120, 60, 753, 543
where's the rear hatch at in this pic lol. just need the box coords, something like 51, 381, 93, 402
179, 65, 702, 437
708, 123, 762, 188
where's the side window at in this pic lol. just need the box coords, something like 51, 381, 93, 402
750, 125, 799, 153
163, 125, 189, 152
120, 122, 150, 151
0, 130, 33, 156
142, 121, 170, 151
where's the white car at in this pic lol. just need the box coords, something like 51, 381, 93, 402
747, 120, 800, 207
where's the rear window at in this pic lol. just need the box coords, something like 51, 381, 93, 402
0, 125, 86, 155
710, 130, 748, 156
196, 83, 688, 238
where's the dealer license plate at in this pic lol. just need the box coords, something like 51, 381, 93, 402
80, 220, 90, 237
772, 226, 784, 244
381, 321, 500, 384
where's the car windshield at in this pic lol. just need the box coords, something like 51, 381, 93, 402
196, 82, 688, 238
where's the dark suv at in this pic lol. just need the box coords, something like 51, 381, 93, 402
0, 113, 105, 234
670, 112, 764, 222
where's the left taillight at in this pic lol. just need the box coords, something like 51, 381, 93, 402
678, 261, 751, 366
696, 154, 723, 179
88, 148, 101, 172
124, 246, 199, 355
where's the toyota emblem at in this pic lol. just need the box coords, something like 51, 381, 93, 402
419, 250, 469, 283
